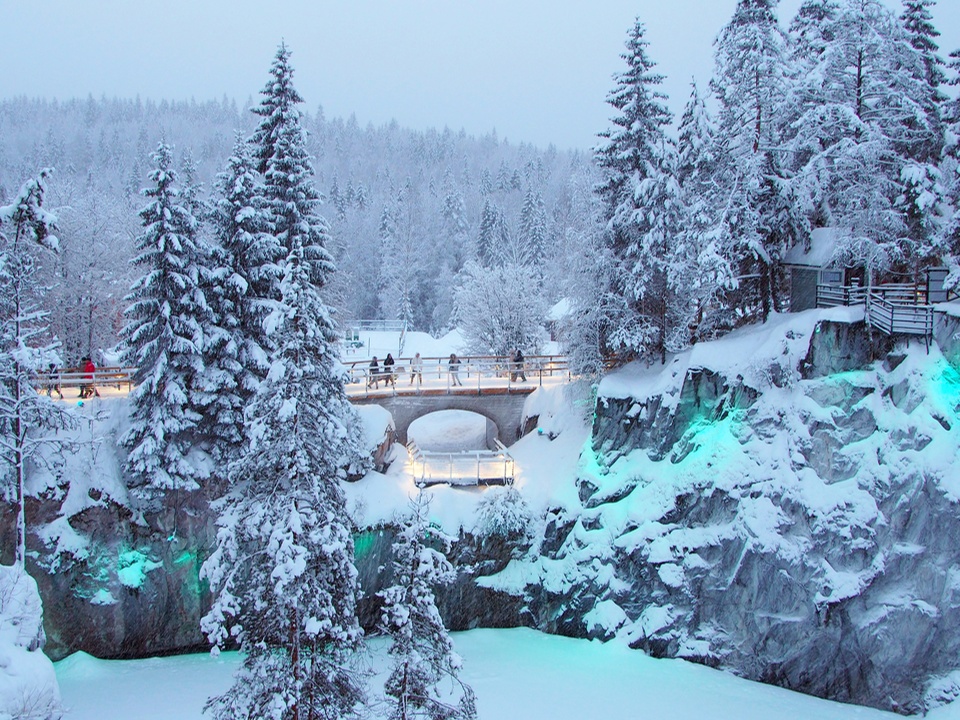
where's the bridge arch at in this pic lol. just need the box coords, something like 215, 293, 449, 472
351, 392, 531, 447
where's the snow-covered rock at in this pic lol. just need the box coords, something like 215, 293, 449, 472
506, 312, 960, 714
0, 565, 61, 720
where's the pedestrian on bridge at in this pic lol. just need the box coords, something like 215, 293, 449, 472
448, 353, 463, 387
409, 352, 423, 386
383, 353, 396, 388
80, 357, 100, 399
511, 348, 527, 382
368, 356, 381, 389
46, 363, 63, 399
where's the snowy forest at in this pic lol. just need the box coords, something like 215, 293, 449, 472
0, 88, 595, 364
5, 0, 960, 718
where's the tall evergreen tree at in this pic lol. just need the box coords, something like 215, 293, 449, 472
202, 44, 370, 720
897, 0, 947, 265
380, 493, 477, 720
120, 143, 210, 502
674, 81, 736, 344
199, 134, 271, 454
789, 0, 937, 283
710, 0, 796, 322
517, 187, 547, 273
595, 19, 682, 363
0, 169, 63, 568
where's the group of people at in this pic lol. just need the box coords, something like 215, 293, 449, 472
362, 350, 527, 389
367, 353, 399, 389
43, 357, 100, 399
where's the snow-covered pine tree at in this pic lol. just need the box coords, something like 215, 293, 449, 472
788, 0, 934, 284
788, 0, 839, 61
900, 0, 946, 164
897, 0, 948, 267
936, 49, 960, 287
595, 19, 683, 363
673, 81, 736, 345
0, 169, 65, 568
120, 143, 211, 503
476, 199, 506, 267
378, 186, 419, 328
709, 0, 796, 323
379, 492, 477, 720
517, 187, 547, 275
249, 43, 331, 277
202, 44, 370, 720
195, 134, 268, 456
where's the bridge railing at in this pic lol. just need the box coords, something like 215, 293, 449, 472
34, 367, 137, 395
344, 354, 570, 397
407, 439, 515, 487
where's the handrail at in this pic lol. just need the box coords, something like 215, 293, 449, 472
407, 439, 515, 488
34, 366, 137, 392
345, 354, 570, 397
865, 291, 934, 339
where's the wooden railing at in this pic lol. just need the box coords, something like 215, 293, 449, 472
344, 354, 570, 397
407, 439, 515, 487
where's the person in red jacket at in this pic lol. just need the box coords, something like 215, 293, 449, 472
80, 357, 100, 399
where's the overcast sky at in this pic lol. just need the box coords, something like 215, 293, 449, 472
2, 1, 958, 151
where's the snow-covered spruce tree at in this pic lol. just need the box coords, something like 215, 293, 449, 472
476, 199, 508, 268
937, 49, 960, 286
0, 169, 64, 568
378, 187, 421, 328
710, 0, 800, 323
453, 260, 545, 357
199, 134, 275, 455
380, 492, 477, 720
595, 19, 684, 364
119, 143, 211, 503
673, 81, 736, 345
897, 0, 948, 267
202, 44, 370, 720
516, 187, 547, 275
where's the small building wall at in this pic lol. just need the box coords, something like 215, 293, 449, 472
790, 267, 820, 312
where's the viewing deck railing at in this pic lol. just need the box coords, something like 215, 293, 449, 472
407, 439, 515, 487
865, 292, 934, 339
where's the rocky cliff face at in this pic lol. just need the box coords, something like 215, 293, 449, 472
504, 314, 960, 714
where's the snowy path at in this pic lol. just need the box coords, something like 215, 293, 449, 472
55, 628, 931, 720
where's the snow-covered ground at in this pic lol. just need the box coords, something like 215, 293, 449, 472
55, 626, 941, 720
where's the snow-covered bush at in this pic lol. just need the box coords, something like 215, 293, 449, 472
472, 487, 533, 541
0, 566, 61, 720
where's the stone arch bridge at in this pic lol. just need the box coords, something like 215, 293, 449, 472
350, 389, 536, 447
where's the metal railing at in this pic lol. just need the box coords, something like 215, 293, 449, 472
865, 292, 934, 338
407, 439, 515, 487
34, 366, 136, 395
816, 283, 925, 309
344, 354, 570, 397
816, 284, 868, 308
